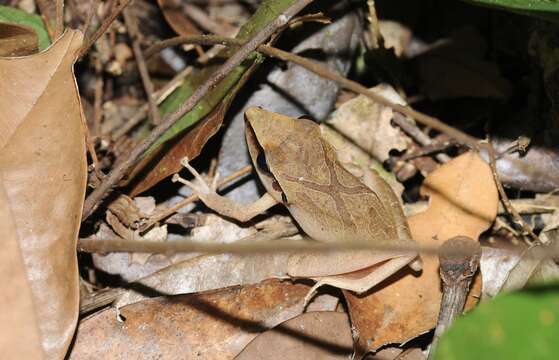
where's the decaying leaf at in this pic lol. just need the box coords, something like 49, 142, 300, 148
236, 312, 353, 360
0, 30, 86, 358
325, 83, 411, 163
70, 280, 322, 359
344, 151, 498, 352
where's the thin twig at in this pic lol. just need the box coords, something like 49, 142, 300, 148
485, 141, 539, 242
76, 234, 559, 259
111, 66, 193, 139
145, 35, 480, 149
81, 0, 96, 37
183, 3, 235, 36
81, 0, 315, 221
140, 165, 253, 231
55, 0, 64, 39
123, 9, 162, 125
78, 0, 134, 59
392, 112, 451, 163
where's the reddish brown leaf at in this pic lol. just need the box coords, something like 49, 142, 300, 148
344, 151, 498, 352
129, 100, 228, 196
70, 280, 317, 359
0, 30, 86, 358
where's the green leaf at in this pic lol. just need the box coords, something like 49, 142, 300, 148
0, 5, 50, 50
462, 0, 559, 22
435, 286, 559, 360
147, 0, 298, 156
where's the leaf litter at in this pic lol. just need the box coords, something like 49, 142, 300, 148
2, 1, 559, 359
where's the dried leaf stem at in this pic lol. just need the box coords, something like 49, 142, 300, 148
123, 9, 162, 125
145, 35, 481, 149
485, 141, 539, 242
81, 0, 315, 221
112, 66, 193, 139
78, 0, 134, 59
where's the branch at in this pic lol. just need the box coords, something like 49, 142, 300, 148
145, 35, 481, 149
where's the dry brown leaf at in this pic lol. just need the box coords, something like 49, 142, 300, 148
236, 311, 353, 360
129, 92, 229, 196
157, 0, 201, 37
0, 22, 38, 56
70, 280, 319, 359
344, 151, 498, 352
0, 30, 86, 358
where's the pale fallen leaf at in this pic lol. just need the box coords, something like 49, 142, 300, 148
325, 83, 411, 163
480, 246, 521, 300
0, 30, 86, 358
345, 151, 498, 352
70, 280, 325, 360
236, 312, 353, 360
379, 20, 411, 58
92, 213, 258, 282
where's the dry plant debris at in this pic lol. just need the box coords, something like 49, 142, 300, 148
2, 1, 559, 359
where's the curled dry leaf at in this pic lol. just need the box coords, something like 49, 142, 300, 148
0, 22, 38, 56
236, 311, 353, 360
325, 83, 411, 164
344, 151, 498, 352
0, 30, 86, 358
70, 280, 323, 360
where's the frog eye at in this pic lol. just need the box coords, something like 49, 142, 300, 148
256, 151, 271, 175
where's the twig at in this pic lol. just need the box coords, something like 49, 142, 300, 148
55, 0, 64, 39
140, 165, 252, 231
485, 141, 539, 242
81, 0, 315, 221
112, 66, 192, 139
392, 112, 451, 163
123, 9, 162, 125
428, 236, 481, 360
78, 0, 134, 59
81, 0, 96, 37
145, 35, 480, 149
183, 3, 235, 36
93, 56, 103, 137
76, 233, 559, 259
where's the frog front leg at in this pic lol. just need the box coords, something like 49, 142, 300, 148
172, 157, 279, 222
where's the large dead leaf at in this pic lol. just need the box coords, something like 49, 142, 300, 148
236, 311, 353, 360
0, 30, 86, 358
70, 280, 326, 359
344, 151, 498, 352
